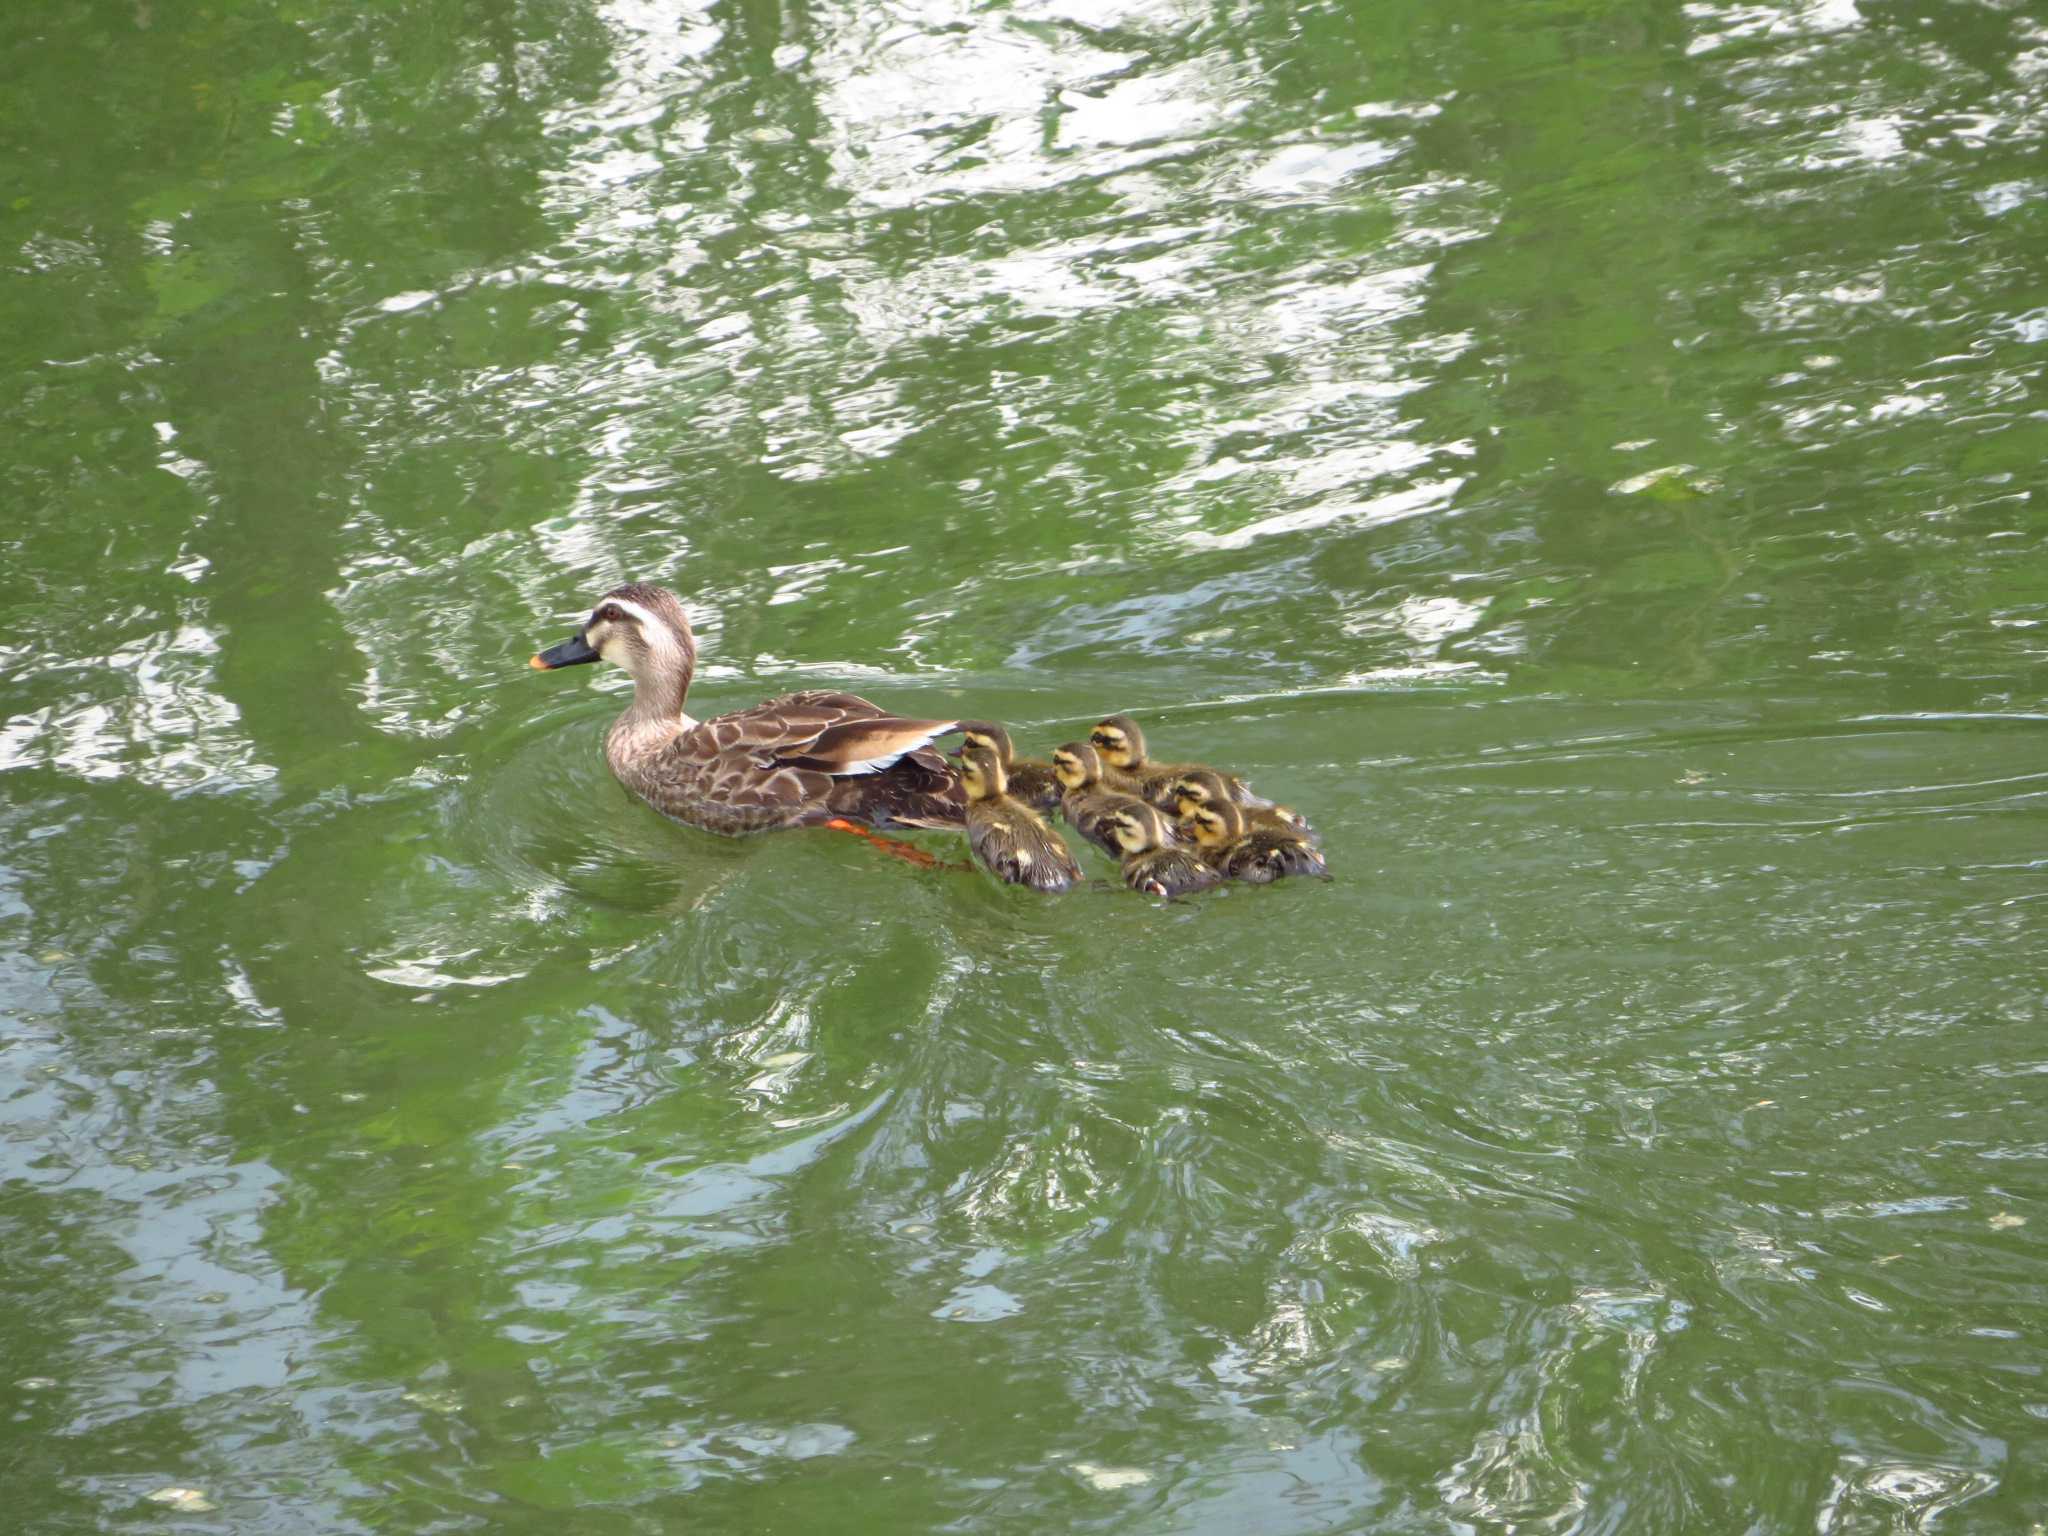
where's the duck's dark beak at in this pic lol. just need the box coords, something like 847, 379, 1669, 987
530, 632, 599, 670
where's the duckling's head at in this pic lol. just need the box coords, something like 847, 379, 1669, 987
1171, 768, 1230, 819
1051, 741, 1104, 791
1189, 798, 1247, 850
1110, 800, 1172, 856
532, 583, 697, 697
958, 743, 1008, 802
954, 721, 1016, 766
1089, 714, 1147, 770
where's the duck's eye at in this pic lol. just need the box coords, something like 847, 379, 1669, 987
597, 604, 623, 624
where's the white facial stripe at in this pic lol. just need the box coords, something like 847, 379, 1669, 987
595, 597, 663, 632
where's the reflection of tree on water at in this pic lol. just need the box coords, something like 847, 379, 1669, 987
1396, 0, 2048, 701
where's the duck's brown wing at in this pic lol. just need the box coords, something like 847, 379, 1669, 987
695, 691, 955, 769
668, 692, 965, 830
772, 713, 963, 776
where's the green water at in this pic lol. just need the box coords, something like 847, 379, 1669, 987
4, 0, 2046, 1529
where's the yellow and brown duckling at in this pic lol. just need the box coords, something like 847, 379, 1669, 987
1050, 741, 1150, 859
954, 721, 1061, 816
960, 743, 1082, 892
1188, 798, 1327, 884
1111, 801, 1222, 899
1089, 713, 1257, 813
1171, 769, 1318, 845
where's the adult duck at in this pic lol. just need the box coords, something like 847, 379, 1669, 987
531, 582, 964, 835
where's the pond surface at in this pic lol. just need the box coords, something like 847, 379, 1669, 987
3, 0, 2045, 1530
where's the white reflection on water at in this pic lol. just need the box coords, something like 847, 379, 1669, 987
816, 7, 1139, 210
1437, 1420, 1590, 1534
1184, 475, 1466, 552
0, 623, 275, 791
465, 0, 1478, 574
1816, 1458, 1997, 1534
1684, 0, 1863, 58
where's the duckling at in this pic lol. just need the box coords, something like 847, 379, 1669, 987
1171, 769, 1318, 845
960, 743, 1082, 892
1050, 741, 1149, 859
1188, 799, 1328, 884
1089, 713, 1257, 812
1110, 801, 1223, 899
954, 721, 1061, 816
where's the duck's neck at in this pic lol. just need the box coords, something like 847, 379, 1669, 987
615, 632, 698, 738
627, 666, 692, 727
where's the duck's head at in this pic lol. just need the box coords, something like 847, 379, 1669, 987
1089, 714, 1147, 770
1051, 741, 1104, 791
1110, 800, 1172, 856
958, 743, 1008, 802
1188, 798, 1247, 851
1170, 768, 1230, 820
532, 583, 697, 702
953, 721, 1016, 766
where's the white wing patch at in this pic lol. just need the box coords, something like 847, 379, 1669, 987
819, 723, 953, 778
827, 751, 907, 777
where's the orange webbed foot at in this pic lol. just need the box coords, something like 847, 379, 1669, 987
820, 818, 952, 870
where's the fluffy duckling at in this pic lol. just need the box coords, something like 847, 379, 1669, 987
1089, 714, 1257, 812
1111, 801, 1222, 899
1171, 769, 1318, 845
1188, 799, 1328, 884
960, 744, 1082, 892
1050, 741, 1148, 859
954, 721, 1061, 816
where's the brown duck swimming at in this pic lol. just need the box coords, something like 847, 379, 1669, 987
532, 583, 963, 835
959, 743, 1082, 891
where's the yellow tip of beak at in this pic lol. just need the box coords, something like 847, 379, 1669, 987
528, 653, 549, 670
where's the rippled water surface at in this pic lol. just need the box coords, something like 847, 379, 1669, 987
4, 0, 2046, 1530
